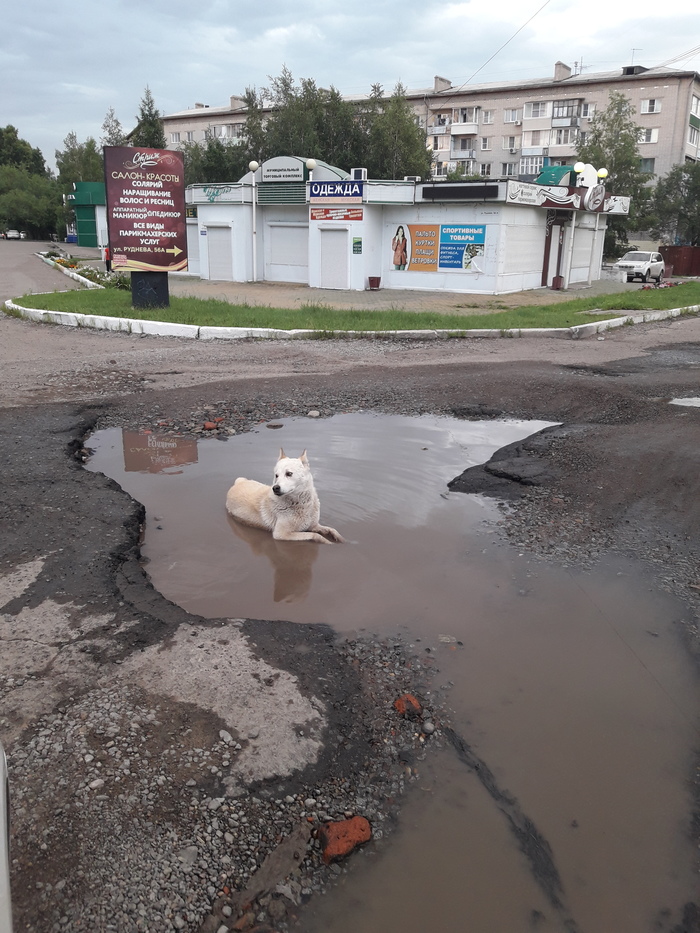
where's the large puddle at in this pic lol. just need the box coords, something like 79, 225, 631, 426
86, 414, 700, 932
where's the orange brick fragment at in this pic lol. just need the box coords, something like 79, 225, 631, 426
393, 693, 422, 718
319, 816, 372, 864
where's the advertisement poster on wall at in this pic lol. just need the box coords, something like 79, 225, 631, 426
390, 224, 486, 272
104, 146, 188, 272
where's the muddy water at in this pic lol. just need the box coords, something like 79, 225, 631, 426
86, 414, 700, 932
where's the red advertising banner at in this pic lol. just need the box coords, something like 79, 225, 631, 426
104, 146, 187, 272
310, 207, 364, 221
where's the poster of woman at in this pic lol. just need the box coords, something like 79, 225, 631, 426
391, 225, 409, 270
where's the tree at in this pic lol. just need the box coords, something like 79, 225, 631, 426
55, 132, 103, 188
261, 68, 360, 166
365, 83, 432, 180
100, 107, 127, 147
131, 87, 167, 149
0, 164, 60, 237
0, 125, 46, 175
181, 136, 249, 186
647, 161, 700, 246
576, 91, 651, 255
241, 87, 269, 164
54, 132, 104, 234
237, 70, 431, 179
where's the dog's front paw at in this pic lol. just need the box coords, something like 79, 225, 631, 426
323, 526, 345, 543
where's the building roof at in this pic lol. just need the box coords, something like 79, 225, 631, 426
425, 65, 699, 101
162, 63, 700, 122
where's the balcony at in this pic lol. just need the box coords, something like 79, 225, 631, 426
451, 149, 476, 160
428, 124, 448, 135
450, 122, 479, 136
551, 116, 581, 128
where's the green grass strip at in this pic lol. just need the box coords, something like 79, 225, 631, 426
12, 282, 700, 332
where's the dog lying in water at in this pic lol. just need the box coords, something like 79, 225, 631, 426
226, 449, 344, 544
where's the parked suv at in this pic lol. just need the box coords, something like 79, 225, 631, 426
4, 230, 20, 240
613, 250, 665, 283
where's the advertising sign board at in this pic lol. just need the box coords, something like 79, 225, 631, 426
309, 181, 364, 204
104, 147, 187, 272
392, 224, 486, 272
310, 207, 364, 221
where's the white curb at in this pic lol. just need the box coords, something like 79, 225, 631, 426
4, 294, 698, 342
38, 253, 105, 290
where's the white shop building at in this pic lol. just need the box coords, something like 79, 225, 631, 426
183, 156, 629, 294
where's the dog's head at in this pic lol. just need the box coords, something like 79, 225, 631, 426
271, 449, 311, 497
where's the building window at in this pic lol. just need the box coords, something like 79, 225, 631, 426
579, 130, 588, 146
480, 163, 492, 176
520, 156, 544, 175
480, 137, 492, 150
435, 135, 450, 151
523, 129, 549, 147
435, 112, 451, 126
555, 128, 578, 145
639, 157, 656, 173
482, 110, 494, 124
639, 127, 659, 144
170, 132, 180, 143
501, 162, 517, 176
524, 101, 550, 119
688, 126, 699, 147
457, 137, 473, 151
455, 107, 477, 123
641, 99, 661, 114
692, 96, 700, 116
502, 135, 517, 149
504, 108, 520, 123
186, 131, 194, 142
581, 102, 595, 118
552, 99, 580, 119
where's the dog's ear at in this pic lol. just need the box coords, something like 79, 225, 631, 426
279, 448, 286, 461
300, 450, 309, 465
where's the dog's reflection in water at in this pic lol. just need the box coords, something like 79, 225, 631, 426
227, 515, 320, 603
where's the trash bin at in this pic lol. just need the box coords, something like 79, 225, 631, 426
551, 275, 564, 290
368, 276, 381, 290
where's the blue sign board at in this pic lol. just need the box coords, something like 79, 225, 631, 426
438, 225, 486, 269
309, 181, 364, 203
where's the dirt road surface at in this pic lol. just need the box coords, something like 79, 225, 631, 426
1, 242, 699, 932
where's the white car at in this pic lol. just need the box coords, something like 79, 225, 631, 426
4, 230, 20, 241
614, 250, 665, 283
0, 742, 11, 933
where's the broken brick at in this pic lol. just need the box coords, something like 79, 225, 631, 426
319, 816, 372, 864
393, 693, 422, 718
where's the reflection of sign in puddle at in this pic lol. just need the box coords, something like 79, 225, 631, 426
122, 431, 198, 474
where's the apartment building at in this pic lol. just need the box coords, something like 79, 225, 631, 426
161, 61, 700, 183
416, 61, 700, 181
163, 95, 249, 148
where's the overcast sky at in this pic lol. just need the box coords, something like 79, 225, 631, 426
3, 0, 699, 171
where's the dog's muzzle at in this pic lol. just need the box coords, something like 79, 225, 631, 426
272, 485, 282, 496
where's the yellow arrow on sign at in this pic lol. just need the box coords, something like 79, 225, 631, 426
166, 245, 183, 257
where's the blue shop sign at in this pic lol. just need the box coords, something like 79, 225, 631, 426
309, 181, 364, 203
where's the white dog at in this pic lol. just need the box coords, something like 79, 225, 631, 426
225, 449, 344, 544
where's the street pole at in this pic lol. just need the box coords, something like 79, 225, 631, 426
249, 161, 259, 282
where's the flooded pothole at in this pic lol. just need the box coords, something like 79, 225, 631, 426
85, 413, 700, 932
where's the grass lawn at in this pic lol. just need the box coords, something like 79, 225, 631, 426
11, 282, 700, 332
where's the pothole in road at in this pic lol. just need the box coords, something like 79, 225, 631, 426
86, 413, 699, 933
